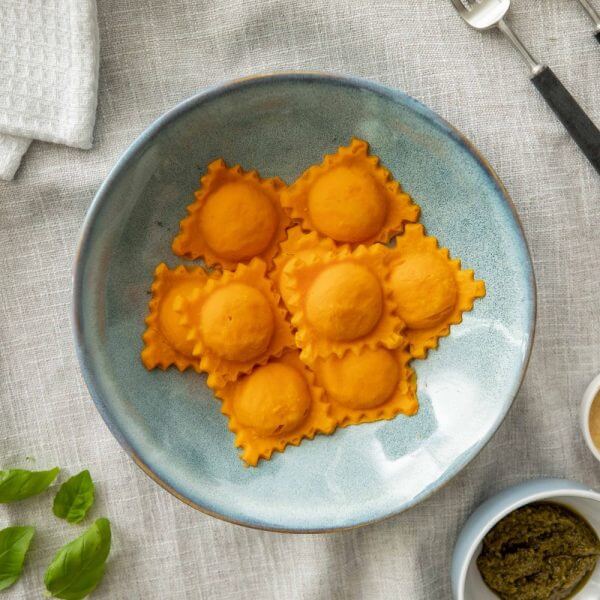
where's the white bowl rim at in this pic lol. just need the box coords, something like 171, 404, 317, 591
456, 485, 600, 599
580, 374, 600, 463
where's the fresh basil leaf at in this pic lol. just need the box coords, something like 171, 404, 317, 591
44, 518, 111, 600
0, 526, 35, 591
0, 468, 60, 503
53, 471, 95, 524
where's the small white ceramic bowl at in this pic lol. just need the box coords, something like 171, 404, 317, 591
452, 478, 600, 600
581, 374, 600, 463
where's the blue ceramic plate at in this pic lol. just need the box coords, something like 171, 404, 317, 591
73, 73, 535, 532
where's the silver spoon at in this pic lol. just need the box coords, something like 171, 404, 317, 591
451, 0, 600, 174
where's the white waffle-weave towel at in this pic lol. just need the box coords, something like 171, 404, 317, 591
0, 0, 99, 180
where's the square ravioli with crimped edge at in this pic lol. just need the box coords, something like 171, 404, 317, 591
281, 138, 420, 246
215, 350, 336, 467
141, 263, 211, 372
172, 159, 290, 270
268, 224, 340, 312
313, 342, 418, 427
385, 223, 486, 359
139, 139, 489, 467
284, 243, 405, 364
174, 257, 294, 389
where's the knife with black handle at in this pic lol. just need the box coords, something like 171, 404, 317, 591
576, 0, 600, 43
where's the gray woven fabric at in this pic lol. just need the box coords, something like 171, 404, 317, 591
1, 1, 599, 598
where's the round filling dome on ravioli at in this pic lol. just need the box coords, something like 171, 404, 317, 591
158, 282, 202, 357
200, 282, 274, 361
200, 182, 278, 261
233, 362, 311, 436
307, 166, 387, 243
389, 253, 458, 329
317, 348, 400, 409
305, 262, 383, 342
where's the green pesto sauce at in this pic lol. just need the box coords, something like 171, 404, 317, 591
477, 502, 600, 600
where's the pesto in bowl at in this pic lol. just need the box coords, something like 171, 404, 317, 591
477, 502, 600, 600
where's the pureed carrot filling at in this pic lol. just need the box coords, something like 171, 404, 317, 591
141, 139, 486, 465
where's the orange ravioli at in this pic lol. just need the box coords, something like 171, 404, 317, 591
281, 138, 420, 246
269, 225, 339, 311
285, 244, 404, 363
172, 159, 290, 269
141, 263, 210, 372
216, 351, 336, 466
314, 344, 418, 427
139, 141, 490, 468
175, 258, 294, 388
386, 224, 486, 359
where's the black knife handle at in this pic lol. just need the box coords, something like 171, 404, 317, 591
531, 66, 600, 174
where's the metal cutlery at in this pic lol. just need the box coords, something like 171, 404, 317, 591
576, 0, 600, 43
451, 0, 600, 174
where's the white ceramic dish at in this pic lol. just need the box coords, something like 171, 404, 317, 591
452, 478, 600, 600
581, 373, 600, 463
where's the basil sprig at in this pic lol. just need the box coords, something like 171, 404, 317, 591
44, 518, 111, 600
53, 471, 95, 524
0, 526, 35, 591
0, 468, 59, 503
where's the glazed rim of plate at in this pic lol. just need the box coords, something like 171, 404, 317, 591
72, 72, 537, 533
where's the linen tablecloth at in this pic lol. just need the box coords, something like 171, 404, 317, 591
1, 1, 599, 598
